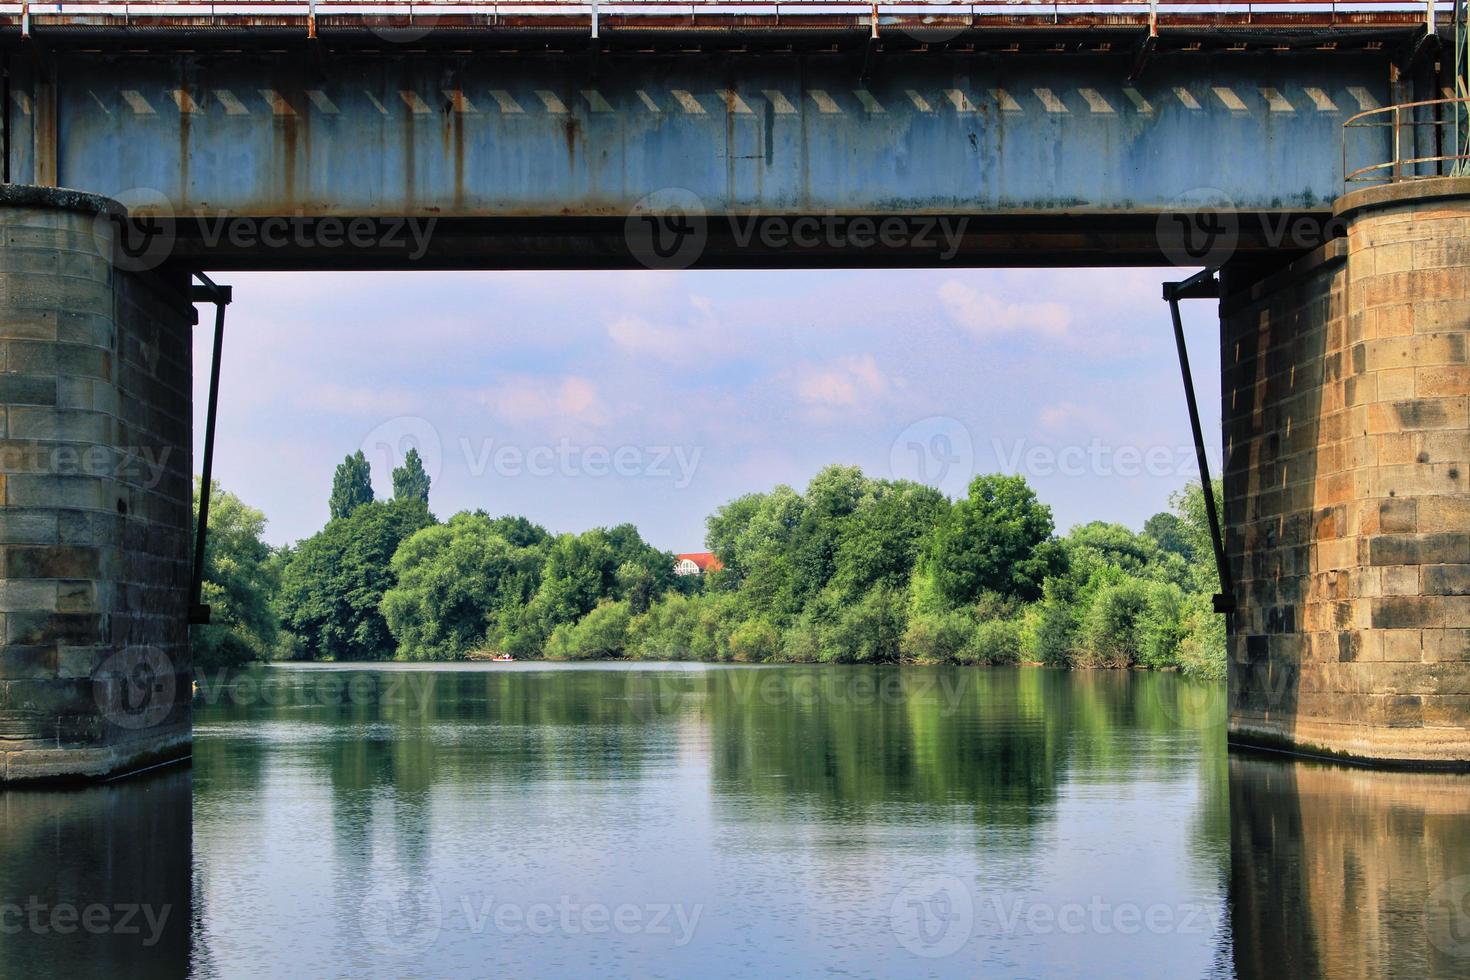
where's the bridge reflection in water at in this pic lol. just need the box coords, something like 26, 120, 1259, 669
1230, 757, 1470, 980
0, 667, 1467, 976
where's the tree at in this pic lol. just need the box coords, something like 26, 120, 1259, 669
276, 500, 435, 661
1143, 511, 1193, 561
382, 513, 544, 660
919, 473, 1064, 605
392, 447, 432, 506
329, 450, 375, 520
191, 479, 280, 668
832, 479, 948, 597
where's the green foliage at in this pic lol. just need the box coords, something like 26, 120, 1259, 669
919, 474, 1064, 605
964, 618, 1023, 666
545, 600, 633, 660
1143, 511, 1193, 561
813, 588, 907, 664
380, 512, 544, 661
273, 447, 1227, 678
329, 450, 375, 520
276, 500, 435, 661
191, 479, 279, 669
1076, 574, 1152, 668
901, 608, 975, 663
1022, 578, 1079, 666
627, 593, 740, 661
391, 447, 432, 506
728, 617, 782, 662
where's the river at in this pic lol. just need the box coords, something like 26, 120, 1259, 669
2, 663, 1468, 978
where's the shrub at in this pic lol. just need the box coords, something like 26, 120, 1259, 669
1135, 581, 1189, 669
1077, 576, 1152, 667
900, 609, 975, 663
728, 617, 781, 662
1023, 578, 1077, 666
817, 589, 907, 663
545, 600, 632, 660
780, 615, 824, 662
963, 618, 1023, 665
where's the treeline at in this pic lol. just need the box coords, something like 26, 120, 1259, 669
192, 456, 1225, 679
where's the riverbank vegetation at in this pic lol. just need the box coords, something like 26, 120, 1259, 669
193, 456, 1226, 679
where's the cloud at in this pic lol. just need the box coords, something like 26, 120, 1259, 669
475, 375, 607, 427
605, 294, 734, 366
937, 280, 1072, 340
796, 354, 890, 410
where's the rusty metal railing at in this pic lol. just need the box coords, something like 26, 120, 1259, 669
0, 0, 1457, 18
1344, 97, 1470, 185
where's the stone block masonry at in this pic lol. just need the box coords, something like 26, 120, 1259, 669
1223, 178, 1470, 766
0, 185, 193, 782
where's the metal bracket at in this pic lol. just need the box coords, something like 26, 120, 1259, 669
188, 273, 233, 627
1163, 269, 1236, 615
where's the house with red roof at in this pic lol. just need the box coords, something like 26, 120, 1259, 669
674, 552, 724, 576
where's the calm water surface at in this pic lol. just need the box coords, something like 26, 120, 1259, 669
3, 663, 1468, 979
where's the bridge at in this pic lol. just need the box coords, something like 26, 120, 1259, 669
0, 1, 1468, 779
2, 0, 1460, 263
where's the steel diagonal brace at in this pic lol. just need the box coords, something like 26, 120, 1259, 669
1163, 270, 1236, 615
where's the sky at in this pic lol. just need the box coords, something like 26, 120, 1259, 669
191, 268, 1220, 552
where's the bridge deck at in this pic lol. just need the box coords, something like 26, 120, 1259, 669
0, 0, 1456, 267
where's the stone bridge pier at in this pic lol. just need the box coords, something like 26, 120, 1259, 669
0, 186, 193, 782
1223, 178, 1470, 767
